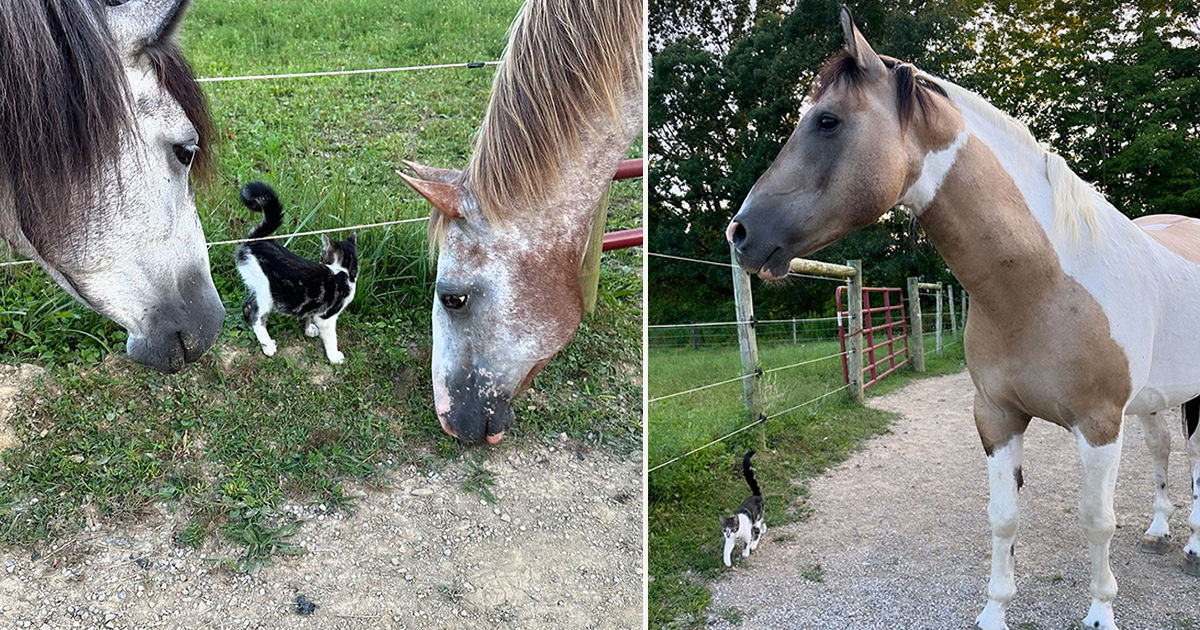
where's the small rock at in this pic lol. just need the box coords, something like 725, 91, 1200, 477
410, 488, 434, 497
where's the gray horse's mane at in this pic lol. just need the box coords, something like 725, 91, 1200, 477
0, 0, 212, 243
448, 0, 641, 233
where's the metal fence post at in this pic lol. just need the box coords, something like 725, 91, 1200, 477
847, 260, 865, 404
730, 243, 761, 423
792, 318, 797, 344
907, 277, 926, 372
935, 286, 943, 355
948, 284, 957, 337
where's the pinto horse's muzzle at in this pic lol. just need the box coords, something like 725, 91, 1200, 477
436, 369, 514, 444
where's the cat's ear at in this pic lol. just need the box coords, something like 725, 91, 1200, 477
321, 234, 332, 249
347, 231, 357, 243
397, 171, 464, 220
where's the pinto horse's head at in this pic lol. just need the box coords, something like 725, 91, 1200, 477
727, 6, 957, 278
0, 0, 222, 372
400, 163, 583, 444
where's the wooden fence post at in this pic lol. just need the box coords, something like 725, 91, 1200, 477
846, 260, 865, 404
690, 325, 698, 350
907, 277, 926, 372
730, 243, 761, 423
934, 285, 943, 355
948, 285, 957, 337
961, 290, 968, 331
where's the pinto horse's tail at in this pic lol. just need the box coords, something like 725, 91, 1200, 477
240, 181, 283, 239
742, 450, 761, 497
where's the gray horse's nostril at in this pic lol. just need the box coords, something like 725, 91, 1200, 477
727, 221, 746, 246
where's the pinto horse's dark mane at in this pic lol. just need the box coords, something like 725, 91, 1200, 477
0, 0, 212, 241
810, 50, 947, 129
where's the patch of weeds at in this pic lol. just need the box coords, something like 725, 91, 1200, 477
461, 453, 497, 504
177, 519, 207, 549
717, 607, 743, 625
438, 580, 467, 605
219, 506, 305, 574
773, 532, 795, 543
1172, 617, 1200, 630
800, 564, 824, 583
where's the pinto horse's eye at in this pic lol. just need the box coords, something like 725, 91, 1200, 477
816, 114, 840, 133
440, 293, 468, 311
173, 143, 198, 167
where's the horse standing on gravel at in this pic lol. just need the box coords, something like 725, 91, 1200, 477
0, 0, 222, 372
399, 0, 643, 444
726, 8, 1200, 630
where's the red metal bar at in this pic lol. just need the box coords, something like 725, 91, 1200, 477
839, 285, 911, 390
602, 228, 642, 251
613, 158, 643, 181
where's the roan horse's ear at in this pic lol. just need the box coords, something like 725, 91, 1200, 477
839, 6, 886, 77
401, 160, 462, 185
397, 171, 464, 220
106, 0, 193, 54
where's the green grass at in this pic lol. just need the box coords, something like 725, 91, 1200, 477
647, 332, 965, 629
0, 0, 641, 564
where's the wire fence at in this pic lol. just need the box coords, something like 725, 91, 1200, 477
648, 248, 967, 472
1, 58, 500, 270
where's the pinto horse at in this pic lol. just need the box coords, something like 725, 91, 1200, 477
0, 0, 223, 372
727, 8, 1200, 630
398, 0, 643, 444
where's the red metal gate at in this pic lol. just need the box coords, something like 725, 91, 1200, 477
837, 286, 910, 389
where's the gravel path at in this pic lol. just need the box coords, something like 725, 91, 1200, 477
709, 370, 1200, 629
0, 367, 643, 630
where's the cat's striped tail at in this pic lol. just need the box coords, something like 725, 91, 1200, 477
240, 181, 283, 239
742, 450, 760, 497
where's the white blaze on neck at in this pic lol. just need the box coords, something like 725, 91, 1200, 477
898, 130, 968, 215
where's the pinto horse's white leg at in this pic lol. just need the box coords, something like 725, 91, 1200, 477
1137, 412, 1173, 554
1076, 426, 1123, 630
974, 397, 1031, 630
1185, 404, 1200, 575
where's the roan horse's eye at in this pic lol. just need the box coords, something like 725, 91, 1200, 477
173, 143, 198, 167
440, 293, 469, 311
816, 114, 840, 133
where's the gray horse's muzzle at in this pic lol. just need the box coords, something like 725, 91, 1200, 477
126, 268, 224, 372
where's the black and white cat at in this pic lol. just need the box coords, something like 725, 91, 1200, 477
721, 450, 765, 567
235, 181, 358, 364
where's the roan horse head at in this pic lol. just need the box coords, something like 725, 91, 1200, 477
728, 7, 952, 279
0, 0, 222, 372
399, 0, 642, 443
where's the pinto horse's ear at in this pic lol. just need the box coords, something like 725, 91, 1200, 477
401, 160, 462, 185
839, 6, 886, 77
106, 0, 192, 53
397, 171, 464, 220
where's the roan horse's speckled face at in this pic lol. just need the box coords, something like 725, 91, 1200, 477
0, 0, 223, 372
399, 164, 588, 445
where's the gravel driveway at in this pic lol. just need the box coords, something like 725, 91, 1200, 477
709, 370, 1200, 629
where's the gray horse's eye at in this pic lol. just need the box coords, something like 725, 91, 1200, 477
817, 114, 840, 133
440, 293, 469, 311
173, 143, 198, 167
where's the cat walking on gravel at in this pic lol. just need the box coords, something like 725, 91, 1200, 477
721, 450, 765, 567
235, 182, 358, 364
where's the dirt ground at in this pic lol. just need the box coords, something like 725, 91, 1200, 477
709, 370, 1200, 630
0, 366, 643, 630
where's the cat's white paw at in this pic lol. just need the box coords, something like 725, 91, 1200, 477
305, 322, 319, 337
723, 556, 731, 567
261, 341, 277, 357
327, 350, 345, 364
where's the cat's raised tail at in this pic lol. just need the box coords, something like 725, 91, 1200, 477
742, 450, 760, 497
240, 181, 283, 239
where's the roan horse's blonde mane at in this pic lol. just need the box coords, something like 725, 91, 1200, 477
435, 0, 640, 241
921, 75, 1103, 243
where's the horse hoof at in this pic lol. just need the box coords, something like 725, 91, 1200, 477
1139, 534, 1171, 555
1184, 552, 1200, 577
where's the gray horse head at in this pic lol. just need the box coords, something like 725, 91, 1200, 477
0, 0, 223, 372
